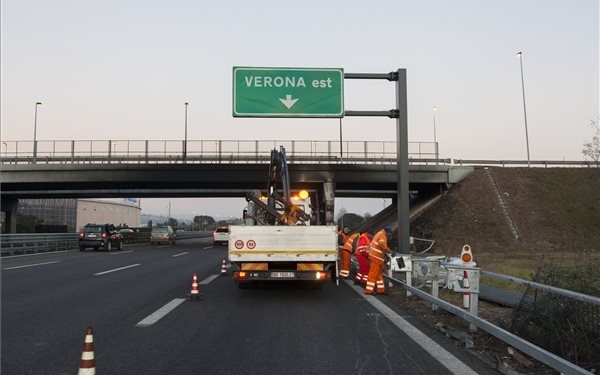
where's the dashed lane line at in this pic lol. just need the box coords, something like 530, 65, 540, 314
199, 274, 220, 284
110, 250, 134, 255
3, 261, 61, 270
135, 298, 187, 327
94, 264, 141, 276
135, 273, 220, 328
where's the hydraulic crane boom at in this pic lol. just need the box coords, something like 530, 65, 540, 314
244, 146, 311, 226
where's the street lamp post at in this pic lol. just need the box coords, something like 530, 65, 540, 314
432, 106, 438, 164
517, 51, 531, 167
33, 102, 42, 162
184, 102, 189, 161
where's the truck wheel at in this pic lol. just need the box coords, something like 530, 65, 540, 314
117, 241, 123, 250
79, 246, 85, 252
106, 241, 112, 251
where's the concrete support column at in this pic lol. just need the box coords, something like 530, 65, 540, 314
1, 197, 19, 233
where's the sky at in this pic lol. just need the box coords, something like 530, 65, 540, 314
1, 0, 598, 220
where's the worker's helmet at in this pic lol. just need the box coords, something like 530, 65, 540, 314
384, 225, 393, 234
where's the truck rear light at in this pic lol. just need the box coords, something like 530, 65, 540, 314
101, 232, 107, 238
79, 232, 84, 238
235, 271, 248, 280
315, 272, 326, 280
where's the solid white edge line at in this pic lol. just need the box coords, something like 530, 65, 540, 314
199, 274, 220, 285
3, 261, 60, 270
172, 252, 189, 257
110, 250, 134, 255
94, 264, 141, 276
135, 298, 187, 327
345, 280, 479, 375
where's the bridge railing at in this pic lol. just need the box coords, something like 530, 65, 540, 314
0, 139, 449, 165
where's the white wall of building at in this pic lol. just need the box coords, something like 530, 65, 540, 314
77, 199, 141, 230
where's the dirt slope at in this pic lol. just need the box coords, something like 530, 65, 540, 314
410, 167, 600, 274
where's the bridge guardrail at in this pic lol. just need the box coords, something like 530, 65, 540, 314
1, 139, 595, 167
0, 139, 444, 165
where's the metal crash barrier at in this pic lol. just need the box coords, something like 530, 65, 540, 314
384, 244, 593, 375
390, 245, 480, 332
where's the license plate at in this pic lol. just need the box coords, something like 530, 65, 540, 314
270, 272, 295, 279
87, 234, 97, 238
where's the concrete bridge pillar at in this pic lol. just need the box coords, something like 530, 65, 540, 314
1, 197, 18, 233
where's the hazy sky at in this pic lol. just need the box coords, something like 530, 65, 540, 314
1, 1, 598, 220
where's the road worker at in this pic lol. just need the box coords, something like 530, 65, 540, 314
338, 226, 349, 246
354, 231, 372, 287
339, 230, 359, 278
365, 225, 394, 295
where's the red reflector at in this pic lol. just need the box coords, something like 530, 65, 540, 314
461, 254, 472, 263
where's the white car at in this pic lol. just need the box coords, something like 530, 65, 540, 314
213, 227, 229, 246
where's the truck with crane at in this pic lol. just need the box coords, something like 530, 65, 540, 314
228, 146, 339, 288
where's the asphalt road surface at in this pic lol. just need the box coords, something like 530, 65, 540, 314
1, 237, 499, 374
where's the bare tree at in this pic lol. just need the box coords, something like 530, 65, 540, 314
582, 116, 600, 162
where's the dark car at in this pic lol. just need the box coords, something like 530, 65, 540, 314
79, 223, 123, 251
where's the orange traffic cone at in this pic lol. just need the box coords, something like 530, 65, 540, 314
463, 270, 470, 309
220, 259, 228, 275
78, 327, 96, 375
189, 272, 202, 300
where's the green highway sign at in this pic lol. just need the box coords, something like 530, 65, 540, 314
233, 67, 344, 118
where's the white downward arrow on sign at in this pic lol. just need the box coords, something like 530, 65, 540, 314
279, 94, 299, 109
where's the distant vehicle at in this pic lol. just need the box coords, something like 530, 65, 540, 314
119, 228, 134, 234
176, 229, 185, 233
79, 223, 123, 251
150, 225, 176, 245
213, 226, 229, 246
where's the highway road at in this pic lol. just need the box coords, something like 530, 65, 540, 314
1, 237, 498, 375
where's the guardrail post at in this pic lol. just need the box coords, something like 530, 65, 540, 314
445, 264, 480, 332
390, 254, 413, 296
411, 257, 444, 310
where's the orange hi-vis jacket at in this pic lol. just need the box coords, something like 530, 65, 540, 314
356, 233, 372, 256
368, 229, 390, 263
341, 233, 360, 254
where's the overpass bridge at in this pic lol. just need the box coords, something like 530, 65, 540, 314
0, 139, 474, 231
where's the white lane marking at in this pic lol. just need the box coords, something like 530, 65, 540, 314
110, 250, 134, 255
3, 261, 60, 270
94, 264, 140, 276
346, 280, 479, 375
2, 250, 77, 259
199, 274, 219, 285
135, 298, 186, 327
172, 252, 189, 258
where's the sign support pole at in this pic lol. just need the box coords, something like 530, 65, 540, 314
396, 69, 410, 255
344, 69, 410, 255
